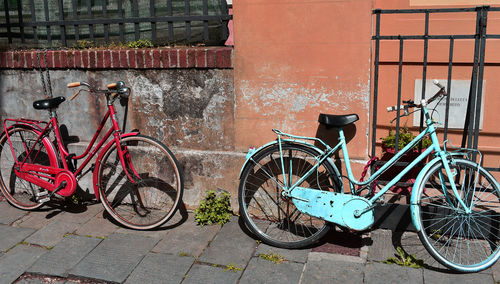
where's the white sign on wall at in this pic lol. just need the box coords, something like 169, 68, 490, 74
413, 79, 484, 129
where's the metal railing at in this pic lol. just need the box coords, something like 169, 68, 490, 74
0, 0, 231, 47
371, 6, 500, 173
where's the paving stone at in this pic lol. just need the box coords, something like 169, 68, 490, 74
397, 231, 445, 270
198, 216, 257, 267
124, 252, 194, 284
51, 203, 103, 225
24, 220, 79, 247
367, 229, 396, 262
14, 276, 66, 284
492, 260, 500, 283
12, 210, 59, 230
74, 215, 119, 238
364, 262, 423, 284
182, 264, 240, 284
0, 201, 28, 225
423, 269, 494, 284
301, 259, 364, 284
308, 251, 365, 264
153, 213, 220, 257
69, 233, 159, 283
0, 224, 35, 252
255, 243, 310, 263
115, 225, 171, 240
27, 235, 102, 277
0, 244, 46, 284
239, 257, 303, 284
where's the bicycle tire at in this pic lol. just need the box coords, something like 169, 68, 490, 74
415, 158, 500, 272
238, 142, 341, 249
0, 126, 55, 210
98, 135, 183, 230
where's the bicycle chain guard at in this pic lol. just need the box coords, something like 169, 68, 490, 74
290, 188, 374, 231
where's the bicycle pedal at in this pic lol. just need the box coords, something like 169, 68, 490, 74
35, 190, 50, 203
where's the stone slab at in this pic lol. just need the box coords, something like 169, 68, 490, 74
69, 233, 158, 283
51, 203, 103, 225
198, 216, 257, 267
74, 215, 119, 238
239, 257, 304, 284
24, 219, 79, 247
0, 244, 47, 284
182, 264, 240, 284
423, 269, 494, 284
153, 213, 220, 257
28, 235, 102, 277
12, 210, 59, 230
0, 224, 35, 252
366, 229, 396, 262
364, 262, 423, 284
301, 259, 364, 284
0, 201, 28, 225
124, 253, 194, 284
255, 243, 310, 263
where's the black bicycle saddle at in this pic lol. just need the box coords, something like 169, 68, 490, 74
318, 113, 359, 128
33, 96, 66, 110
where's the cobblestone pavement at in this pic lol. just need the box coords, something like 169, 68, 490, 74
0, 200, 498, 284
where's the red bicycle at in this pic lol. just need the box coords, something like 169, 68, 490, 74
0, 81, 183, 230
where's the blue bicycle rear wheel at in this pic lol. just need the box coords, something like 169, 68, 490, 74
415, 158, 500, 272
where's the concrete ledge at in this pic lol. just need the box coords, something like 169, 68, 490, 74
0, 47, 233, 69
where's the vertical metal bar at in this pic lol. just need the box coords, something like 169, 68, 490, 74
444, 37, 454, 142
185, 0, 191, 42
17, 0, 25, 43
395, 38, 404, 153
472, 6, 488, 155
419, 12, 429, 133
3, 0, 12, 43
87, 0, 94, 41
29, 0, 38, 43
220, 0, 228, 40
150, 0, 156, 42
58, 0, 66, 46
103, 0, 109, 43
203, 0, 208, 41
371, 11, 381, 157
133, 0, 139, 40
118, 0, 124, 42
167, 0, 173, 42
44, 0, 51, 45
72, 0, 79, 41
462, 7, 481, 150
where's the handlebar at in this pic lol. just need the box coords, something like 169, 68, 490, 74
67, 81, 130, 101
386, 80, 447, 113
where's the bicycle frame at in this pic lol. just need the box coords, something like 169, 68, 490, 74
266, 103, 471, 214
3, 97, 140, 200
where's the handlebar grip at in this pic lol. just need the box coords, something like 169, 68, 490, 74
69, 90, 81, 101
107, 83, 117, 89
387, 105, 405, 112
67, 82, 80, 88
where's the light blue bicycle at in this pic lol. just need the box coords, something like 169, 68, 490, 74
238, 81, 500, 272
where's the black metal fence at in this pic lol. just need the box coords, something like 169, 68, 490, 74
371, 5, 500, 173
0, 0, 231, 48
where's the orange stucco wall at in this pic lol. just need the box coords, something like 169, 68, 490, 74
233, 0, 500, 180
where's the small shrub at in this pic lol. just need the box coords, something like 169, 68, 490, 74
383, 247, 425, 269
127, 39, 154, 48
224, 263, 242, 272
258, 252, 286, 264
381, 127, 431, 151
74, 40, 95, 49
194, 190, 232, 226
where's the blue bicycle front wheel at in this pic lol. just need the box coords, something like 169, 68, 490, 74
415, 158, 500, 272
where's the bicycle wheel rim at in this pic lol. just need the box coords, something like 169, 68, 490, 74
98, 135, 183, 230
416, 159, 500, 272
239, 142, 340, 248
0, 127, 51, 210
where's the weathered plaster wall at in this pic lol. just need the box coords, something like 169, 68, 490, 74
0, 69, 240, 208
233, 0, 374, 181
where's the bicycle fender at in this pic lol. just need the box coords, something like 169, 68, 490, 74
92, 132, 140, 201
238, 140, 343, 191
4, 124, 58, 168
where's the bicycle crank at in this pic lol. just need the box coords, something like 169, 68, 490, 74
290, 187, 374, 231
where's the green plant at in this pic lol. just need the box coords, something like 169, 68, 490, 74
127, 39, 154, 48
179, 252, 191, 257
224, 263, 242, 272
383, 247, 425, 269
194, 190, 232, 226
258, 252, 286, 264
381, 127, 431, 151
74, 40, 95, 49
